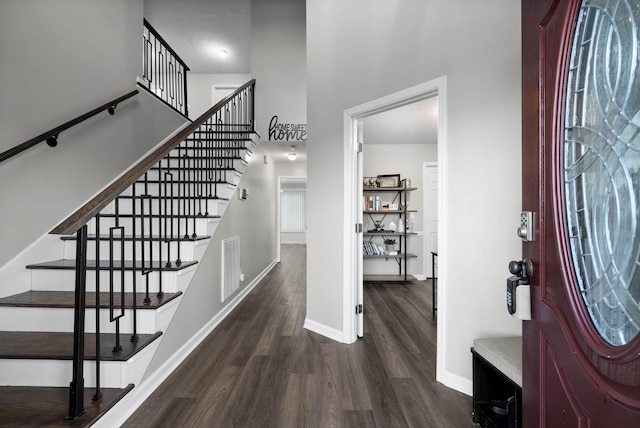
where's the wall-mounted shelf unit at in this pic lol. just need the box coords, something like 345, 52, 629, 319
363, 185, 416, 283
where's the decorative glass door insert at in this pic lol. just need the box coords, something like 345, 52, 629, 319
563, 0, 640, 346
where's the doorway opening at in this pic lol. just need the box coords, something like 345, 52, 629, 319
343, 76, 448, 382
277, 175, 307, 262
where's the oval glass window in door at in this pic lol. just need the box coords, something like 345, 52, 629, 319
564, 0, 640, 346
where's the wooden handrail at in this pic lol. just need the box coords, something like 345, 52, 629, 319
0, 90, 139, 164
51, 79, 256, 236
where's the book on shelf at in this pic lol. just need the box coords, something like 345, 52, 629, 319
363, 240, 385, 255
363, 195, 381, 211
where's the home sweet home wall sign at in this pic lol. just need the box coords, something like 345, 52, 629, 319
268, 115, 307, 142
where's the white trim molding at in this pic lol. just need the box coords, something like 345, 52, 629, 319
303, 318, 345, 343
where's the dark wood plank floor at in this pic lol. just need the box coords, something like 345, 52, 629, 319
123, 244, 475, 428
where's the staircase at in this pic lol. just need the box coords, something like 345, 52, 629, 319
0, 81, 257, 426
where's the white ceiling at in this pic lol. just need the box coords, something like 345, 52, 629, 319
143, 0, 437, 162
362, 97, 438, 145
144, 0, 251, 74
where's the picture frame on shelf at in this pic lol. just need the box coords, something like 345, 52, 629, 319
377, 174, 400, 188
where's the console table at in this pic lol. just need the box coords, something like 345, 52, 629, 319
471, 337, 522, 428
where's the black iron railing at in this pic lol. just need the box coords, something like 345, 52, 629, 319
53, 80, 255, 420
141, 19, 190, 117
0, 91, 138, 164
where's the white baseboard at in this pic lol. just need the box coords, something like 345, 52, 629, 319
442, 370, 473, 397
303, 318, 345, 343
93, 258, 278, 428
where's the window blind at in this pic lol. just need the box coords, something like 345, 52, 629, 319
281, 189, 306, 233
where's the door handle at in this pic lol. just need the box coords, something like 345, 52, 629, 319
508, 259, 533, 283
506, 259, 532, 320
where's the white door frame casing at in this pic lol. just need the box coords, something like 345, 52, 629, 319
423, 162, 438, 278
343, 76, 449, 385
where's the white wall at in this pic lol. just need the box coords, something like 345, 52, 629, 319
251, 0, 306, 144
306, 0, 522, 392
276, 161, 307, 177
0, 0, 190, 269
144, 143, 277, 374
187, 73, 252, 119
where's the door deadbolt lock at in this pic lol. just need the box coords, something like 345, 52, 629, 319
517, 211, 534, 242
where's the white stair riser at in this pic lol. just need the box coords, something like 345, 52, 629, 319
62, 238, 203, 262
0, 339, 159, 388
171, 142, 253, 156
104, 197, 228, 218
83, 216, 217, 241
0, 297, 180, 334
97, 185, 242, 214
144, 160, 247, 178
30, 264, 197, 294
125, 181, 237, 201
229, 170, 243, 186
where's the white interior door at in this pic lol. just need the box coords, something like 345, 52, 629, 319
423, 163, 438, 278
356, 121, 364, 337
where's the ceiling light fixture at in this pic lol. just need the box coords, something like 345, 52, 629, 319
287, 152, 297, 161
218, 49, 228, 58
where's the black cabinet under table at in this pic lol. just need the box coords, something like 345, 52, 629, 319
471, 337, 522, 428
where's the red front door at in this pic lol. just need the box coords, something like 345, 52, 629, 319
522, 0, 640, 426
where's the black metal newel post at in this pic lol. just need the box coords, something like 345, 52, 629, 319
66, 225, 89, 421
93, 215, 103, 402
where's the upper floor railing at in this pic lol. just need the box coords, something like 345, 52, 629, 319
141, 19, 190, 118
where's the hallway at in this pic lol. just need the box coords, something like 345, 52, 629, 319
123, 244, 474, 427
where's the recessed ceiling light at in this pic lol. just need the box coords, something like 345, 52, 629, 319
218, 49, 228, 58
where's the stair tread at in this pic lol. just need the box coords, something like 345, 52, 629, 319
94, 214, 221, 220
147, 165, 240, 171
60, 234, 212, 241
134, 179, 237, 185
152, 157, 246, 161
180, 139, 253, 143
0, 331, 162, 360
0, 384, 133, 427
26, 259, 198, 271
116, 194, 230, 201
0, 290, 182, 309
